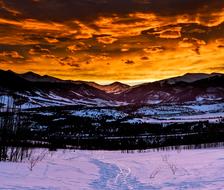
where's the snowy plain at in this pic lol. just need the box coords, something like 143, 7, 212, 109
1, 146, 224, 190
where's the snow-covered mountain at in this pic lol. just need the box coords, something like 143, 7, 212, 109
20, 71, 130, 94
0, 70, 223, 109
0, 70, 121, 108
118, 73, 224, 104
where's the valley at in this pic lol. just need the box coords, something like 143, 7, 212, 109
0, 70, 224, 150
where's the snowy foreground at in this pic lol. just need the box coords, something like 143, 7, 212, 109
1, 147, 224, 190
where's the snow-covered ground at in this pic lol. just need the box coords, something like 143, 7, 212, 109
124, 112, 224, 124
71, 109, 127, 119
1, 93, 224, 124
130, 103, 224, 124
136, 103, 224, 117
0, 93, 126, 110
1, 146, 224, 189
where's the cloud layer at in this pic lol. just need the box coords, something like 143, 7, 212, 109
0, 0, 224, 83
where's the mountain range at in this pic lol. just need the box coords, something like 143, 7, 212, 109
0, 69, 223, 109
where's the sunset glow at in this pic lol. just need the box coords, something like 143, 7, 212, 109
0, 0, 224, 84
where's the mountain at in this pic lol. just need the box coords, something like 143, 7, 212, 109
0, 70, 32, 90
0, 70, 119, 108
161, 73, 222, 84
20, 72, 64, 83
20, 72, 130, 94
0, 70, 223, 109
119, 74, 224, 104
87, 82, 130, 94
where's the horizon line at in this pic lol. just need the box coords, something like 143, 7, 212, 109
1, 69, 223, 86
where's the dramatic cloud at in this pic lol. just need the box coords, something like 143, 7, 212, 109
0, 0, 224, 84
97, 36, 118, 44
0, 51, 23, 59
28, 45, 51, 55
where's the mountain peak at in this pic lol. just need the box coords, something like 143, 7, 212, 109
164, 72, 222, 84
20, 72, 63, 83
87, 81, 130, 94
109, 81, 129, 86
22, 71, 42, 77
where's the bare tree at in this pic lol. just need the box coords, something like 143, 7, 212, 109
161, 154, 177, 175
27, 150, 48, 171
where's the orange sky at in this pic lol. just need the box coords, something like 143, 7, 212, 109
0, 0, 224, 84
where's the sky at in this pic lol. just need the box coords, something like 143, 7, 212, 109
0, 0, 224, 84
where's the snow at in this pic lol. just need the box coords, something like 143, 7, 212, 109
20, 102, 40, 109
196, 95, 222, 102
0, 95, 14, 105
132, 103, 224, 124
0, 95, 14, 111
184, 103, 224, 112
0, 95, 40, 110
8, 91, 124, 109
147, 100, 162, 104
123, 118, 146, 124
15, 92, 74, 108
71, 91, 83, 97
166, 112, 224, 120
1, 146, 224, 189
136, 106, 190, 116
124, 112, 224, 124
71, 109, 127, 119
136, 103, 224, 117
38, 112, 54, 116
53, 118, 66, 121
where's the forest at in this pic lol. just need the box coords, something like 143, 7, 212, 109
1, 103, 224, 150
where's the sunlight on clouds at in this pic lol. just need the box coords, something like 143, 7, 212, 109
0, 51, 24, 59
0, 1, 224, 83
97, 36, 118, 44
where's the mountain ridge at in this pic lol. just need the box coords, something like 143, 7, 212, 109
11, 69, 223, 86
0, 69, 223, 108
